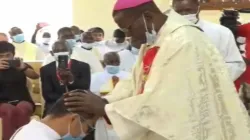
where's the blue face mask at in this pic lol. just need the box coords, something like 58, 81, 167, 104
66, 39, 77, 49
13, 34, 25, 43
75, 35, 81, 41
105, 65, 120, 74
62, 118, 86, 140
62, 134, 85, 140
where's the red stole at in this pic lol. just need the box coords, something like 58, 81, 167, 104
139, 47, 160, 94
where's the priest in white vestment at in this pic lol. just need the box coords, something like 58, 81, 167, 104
172, 0, 245, 81
91, 52, 131, 96
92, 29, 130, 61
64, 0, 250, 140
118, 38, 142, 72
43, 27, 103, 73
9, 27, 45, 61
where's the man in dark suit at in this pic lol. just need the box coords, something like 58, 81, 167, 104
40, 41, 91, 116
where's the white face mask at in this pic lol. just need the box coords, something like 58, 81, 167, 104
182, 7, 200, 24
82, 42, 96, 49
142, 15, 157, 45
42, 38, 51, 44
237, 37, 246, 44
183, 14, 198, 24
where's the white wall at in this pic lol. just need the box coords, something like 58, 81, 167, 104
72, 0, 170, 39
0, 0, 72, 41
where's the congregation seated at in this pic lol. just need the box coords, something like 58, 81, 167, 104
0, 41, 39, 140
40, 41, 91, 116
91, 52, 130, 96
11, 95, 97, 140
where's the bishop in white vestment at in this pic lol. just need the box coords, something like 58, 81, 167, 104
64, 0, 250, 140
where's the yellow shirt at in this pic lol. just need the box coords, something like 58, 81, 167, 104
13, 42, 45, 61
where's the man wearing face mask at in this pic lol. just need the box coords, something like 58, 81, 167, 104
105, 29, 130, 52
31, 23, 52, 55
11, 96, 97, 140
91, 52, 130, 96
93, 29, 130, 61
118, 37, 142, 72
71, 26, 82, 43
9, 27, 45, 61
36, 32, 52, 55
63, 0, 250, 139
43, 27, 103, 73
173, 0, 245, 81
40, 41, 91, 116
81, 31, 98, 51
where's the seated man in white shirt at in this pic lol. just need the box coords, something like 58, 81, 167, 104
91, 52, 130, 96
11, 96, 96, 140
43, 27, 103, 73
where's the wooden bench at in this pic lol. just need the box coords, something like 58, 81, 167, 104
25, 61, 44, 118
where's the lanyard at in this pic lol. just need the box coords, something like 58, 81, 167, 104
56, 60, 72, 85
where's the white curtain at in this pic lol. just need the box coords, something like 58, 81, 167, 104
0, 0, 72, 41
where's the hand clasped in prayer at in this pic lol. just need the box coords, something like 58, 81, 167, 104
57, 68, 74, 83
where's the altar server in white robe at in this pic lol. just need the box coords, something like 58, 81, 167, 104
36, 31, 52, 55
43, 27, 103, 73
9, 27, 45, 61
92, 29, 130, 61
173, 0, 245, 81
105, 29, 130, 52
64, 0, 250, 140
91, 52, 130, 96
118, 38, 142, 72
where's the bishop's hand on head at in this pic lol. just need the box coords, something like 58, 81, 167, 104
64, 90, 108, 117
